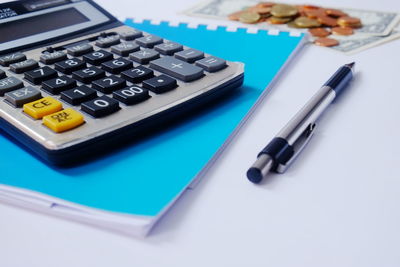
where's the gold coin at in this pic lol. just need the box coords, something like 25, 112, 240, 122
309, 27, 331, 37
332, 26, 353, 35
287, 21, 302, 28
294, 16, 321, 28
267, 16, 293, 24
337, 16, 362, 28
314, 37, 339, 47
239, 12, 261, 24
270, 4, 298, 18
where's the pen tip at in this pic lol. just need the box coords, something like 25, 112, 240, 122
346, 62, 355, 69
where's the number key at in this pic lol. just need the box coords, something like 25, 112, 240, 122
72, 66, 105, 84
60, 85, 97, 105
92, 75, 126, 94
42, 76, 77, 94
24, 66, 58, 85
83, 50, 113, 65
55, 58, 86, 74
101, 58, 133, 74
81, 95, 120, 118
113, 86, 150, 105
121, 65, 154, 83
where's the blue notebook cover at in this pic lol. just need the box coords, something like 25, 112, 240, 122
0, 19, 305, 236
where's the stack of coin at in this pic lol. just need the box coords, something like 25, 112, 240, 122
228, 2, 363, 47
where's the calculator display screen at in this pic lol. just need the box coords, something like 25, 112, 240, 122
0, 8, 89, 43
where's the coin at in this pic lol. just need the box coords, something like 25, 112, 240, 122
271, 4, 298, 18
267, 16, 293, 24
294, 16, 321, 28
304, 9, 326, 19
253, 6, 272, 14
239, 12, 261, 24
325, 8, 347, 18
332, 26, 353, 35
309, 27, 331, 37
314, 37, 339, 47
337, 16, 362, 28
256, 2, 275, 8
228, 10, 246, 21
317, 15, 338, 27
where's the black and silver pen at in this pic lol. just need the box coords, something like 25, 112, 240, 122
247, 62, 355, 184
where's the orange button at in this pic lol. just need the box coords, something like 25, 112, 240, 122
23, 96, 62, 119
43, 108, 84, 133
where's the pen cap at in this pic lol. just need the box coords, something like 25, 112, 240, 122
323, 64, 354, 96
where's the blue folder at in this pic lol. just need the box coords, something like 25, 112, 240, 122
0, 19, 305, 236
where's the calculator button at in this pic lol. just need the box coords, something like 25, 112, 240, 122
136, 35, 163, 48
24, 66, 58, 85
4, 86, 42, 107
43, 108, 85, 133
42, 76, 77, 94
81, 95, 120, 118
0, 77, 24, 96
67, 43, 94, 56
55, 58, 86, 74
111, 42, 140, 57
129, 49, 160, 64
92, 75, 126, 94
0, 70, 5, 79
142, 75, 177, 94
101, 58, 133, 74
23, 96, 63, 119
72, 66, 105, 84
40, 51, 67, 64
96, 35, 121, 48
83, 50, 113, 65
121, 66, 154, 83
10, 59, 39, 74
0, 53, 26, 67
154, 42, 183, 55
119, 30, 143, 40
60, 85, 97, 105
113, 86, 150, 105
150, 57, 204, 82
195, 56, 227, 72
175, 49, 204, 63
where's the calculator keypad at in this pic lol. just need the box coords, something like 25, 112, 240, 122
0, 25, 243, 154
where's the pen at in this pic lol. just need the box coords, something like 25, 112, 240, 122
247, 62, 355, 184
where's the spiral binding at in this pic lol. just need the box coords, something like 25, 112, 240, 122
126, 18, 306, 38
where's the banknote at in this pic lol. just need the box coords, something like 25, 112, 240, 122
182, 0, 400, 54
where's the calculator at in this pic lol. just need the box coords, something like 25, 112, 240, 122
0, 0, 244, 165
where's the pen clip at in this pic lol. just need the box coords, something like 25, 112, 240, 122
275, 123, 316, 173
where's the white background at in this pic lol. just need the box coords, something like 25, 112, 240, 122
1, 0, 400, 266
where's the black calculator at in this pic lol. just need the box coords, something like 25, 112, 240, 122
0, 0, 244, 165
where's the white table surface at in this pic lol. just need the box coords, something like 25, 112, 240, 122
1, 0, 400, 266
